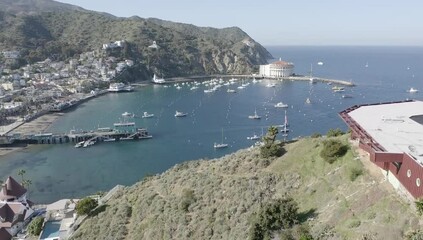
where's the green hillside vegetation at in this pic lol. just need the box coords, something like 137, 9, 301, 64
0, 1, 271, 77
70, 135, 421, 240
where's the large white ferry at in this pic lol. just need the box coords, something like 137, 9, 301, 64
108, 83, 134, 92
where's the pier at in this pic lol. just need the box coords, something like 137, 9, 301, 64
2, 121, 152, 147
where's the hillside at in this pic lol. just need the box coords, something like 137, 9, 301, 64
0, 0, 272, 78
70, 135, 421, 240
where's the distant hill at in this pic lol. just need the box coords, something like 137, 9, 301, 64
70, 135, 421, 239
0, 0, 272, 78
0, 0, 86, 14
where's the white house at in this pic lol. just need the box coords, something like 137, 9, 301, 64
259, 58, 294, 78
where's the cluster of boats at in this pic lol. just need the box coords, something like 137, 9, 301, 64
108, 82, 134, 92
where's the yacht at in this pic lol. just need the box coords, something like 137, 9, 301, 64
332, 86, 345, 92
175, 111, 188, 117
122, 112, 135, 118
227, 89, 236, 93
108, 83, 134, 92
103, 137, 116, 142
74, 141, 85, 148
214, 128, 228, 149
152, 74, 166, 84
317, 61, 324, 66
408, 87, 419, 93
214, 142, 229, 149
248, 109, 261, 119
142, 112, 154, 118
247, 134, 260, 140
274, 102, 288, 108
266, 83, 276, 88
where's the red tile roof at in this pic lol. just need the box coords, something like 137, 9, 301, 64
0, 177, 27, 201
270, 60, 293, 66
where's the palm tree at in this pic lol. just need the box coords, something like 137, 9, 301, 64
18, 169, 26, 184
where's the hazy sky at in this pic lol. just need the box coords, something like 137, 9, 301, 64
57, 0, 423, 46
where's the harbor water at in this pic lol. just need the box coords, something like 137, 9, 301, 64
1, 46, 423, 203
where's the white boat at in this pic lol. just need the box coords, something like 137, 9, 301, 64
281, 110, 289, 136
305, 98, 311, 104
332, 86, 345, 92
152, 74, 166, 84
108, 83, 134, 92
317, 61, 324, 66
266, 83, 276, 88
83, 140, 95, 148
342, 94, 353, 98
122, 112, 135, 118
310, 77, 316, 84
248, 109, 261, 119
175, 111, 188, 117
227, 89, 236, 93
120, 136, 134, 141
142, 112, 154, 118
408, 87, 419, 93
204, 89, 215, 93
274, 102, 288, 108
74, 141, 85, 148
214, 128, 228, 149
190, 86, 198, 90
103, 137, 116, 142
247, 134, 260, 140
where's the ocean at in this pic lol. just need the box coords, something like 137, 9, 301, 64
1, 46, 422, 203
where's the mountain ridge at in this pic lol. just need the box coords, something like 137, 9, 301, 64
0, 0, 272, 78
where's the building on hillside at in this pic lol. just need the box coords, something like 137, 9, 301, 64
259, 58, 294, 78
0, 176, 34, 240
39, 199, 78, 240
340, 100, 423, 199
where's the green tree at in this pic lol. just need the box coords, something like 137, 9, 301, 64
326, 128, 344, 137
18, 169, 26, 184
260, 126, 284, 158
415, 198, 423, 216
28, 216, 44, 236
76, 197, 98, 215
250, 197, 299, 239
320, 139, 348, 164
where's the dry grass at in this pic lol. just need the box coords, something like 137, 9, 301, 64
70, 135, 422, 240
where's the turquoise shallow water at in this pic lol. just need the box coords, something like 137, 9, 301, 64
1, 46, 423, 203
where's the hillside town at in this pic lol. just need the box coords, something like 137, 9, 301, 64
0, 40, 135, 135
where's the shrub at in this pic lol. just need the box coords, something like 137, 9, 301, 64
405, 230, 423, 240
320, 139, 348, 163
260, 143, 284, 158
28, 216, 44, 236
249, 197, 299, 239
326, 128, 344, 137
415, 198, 423, 216
76, 197, 98, 215
349, 165, 363, 181
311, 132, 321, 138
180, 188, 196, 212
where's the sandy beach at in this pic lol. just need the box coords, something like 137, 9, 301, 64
0, 113, 63, 157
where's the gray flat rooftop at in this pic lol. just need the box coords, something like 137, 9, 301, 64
348, 101, 423, 164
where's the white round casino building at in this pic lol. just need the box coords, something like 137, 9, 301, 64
259, 58, 294, 78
